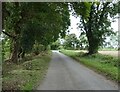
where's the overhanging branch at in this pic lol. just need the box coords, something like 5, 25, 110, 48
2, 31, 15, 39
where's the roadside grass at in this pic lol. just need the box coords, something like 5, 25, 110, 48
99, 48, 118, 51
60, 50, 119, 82
2, 51, 52, 90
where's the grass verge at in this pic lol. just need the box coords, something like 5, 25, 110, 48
60, 50, 119, 82
2, 51, 52, 90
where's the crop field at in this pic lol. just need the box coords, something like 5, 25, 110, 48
99, 51, 118, 57
74, 50, 118, 57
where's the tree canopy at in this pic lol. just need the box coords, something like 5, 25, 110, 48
2, 2, 70, 62
2, 1, 119, 63
70, 1, 119, 54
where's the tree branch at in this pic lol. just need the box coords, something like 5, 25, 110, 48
2, 31, 15, 39
98, 2, 110, 25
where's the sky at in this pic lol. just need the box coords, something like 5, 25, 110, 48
69, 14, 118, 38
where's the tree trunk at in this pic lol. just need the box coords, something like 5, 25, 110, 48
88, 40, 99, 54
21, 51, 25, 58
10, 39, 19, 63
86, 31, 99, 55
18, 47, 25, 59
44, 45, 48, 51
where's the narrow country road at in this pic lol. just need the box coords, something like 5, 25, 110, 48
37, 50, 118, 90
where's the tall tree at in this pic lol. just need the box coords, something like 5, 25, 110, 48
3, 2, 26, 62
71, 1, 119, 54
63, 33, 78, 50
2, 2, 70, 62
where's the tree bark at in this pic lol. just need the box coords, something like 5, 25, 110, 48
21, 51, 25, 58
86, 31, 99, 55
10, 38, 19, 63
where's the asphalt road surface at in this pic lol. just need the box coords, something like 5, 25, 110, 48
37, 50, 118, 90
